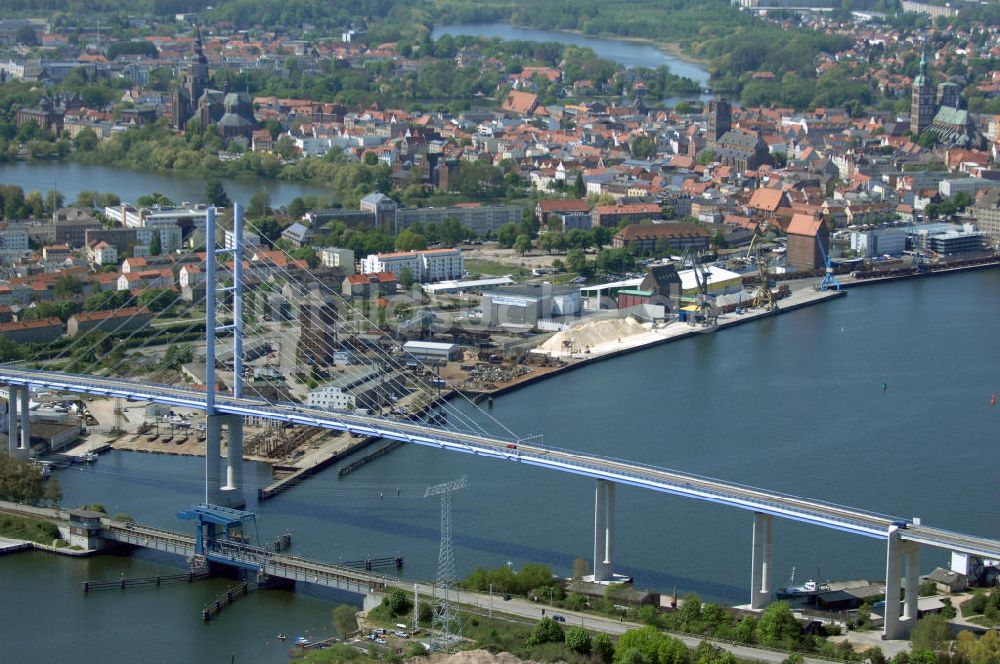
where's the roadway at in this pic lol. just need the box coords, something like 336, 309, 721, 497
2, 366, 999, 559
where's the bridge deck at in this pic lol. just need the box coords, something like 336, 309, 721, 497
2, 367, 998, 558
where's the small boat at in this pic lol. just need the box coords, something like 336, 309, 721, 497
84, 452, 98, 463
294, 636, 311, 646
276, 634, 286, 641
775, 567, 830, 599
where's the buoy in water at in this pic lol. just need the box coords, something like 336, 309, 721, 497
991, 394, 997, 406
882, 383, 887, 391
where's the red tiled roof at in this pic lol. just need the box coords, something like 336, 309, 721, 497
787, 213, 823, 237
69, 306, 151, 323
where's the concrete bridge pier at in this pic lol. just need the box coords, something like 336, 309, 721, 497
883, 527, 920, 640
592, 480, 616, 582
750, 512, 774, 610
5, 386, 30, 458
205, 415, 224, 504
220, 415, 245, 509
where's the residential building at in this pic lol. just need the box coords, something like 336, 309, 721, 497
0, 317, 63, 344
972, 188, 1000, 248
360, 248, 463, 283
342, 272, 398, 299
591, 203, 663, 229
67, 306, 151, 337
87, 241, 117, 267
612, 223, 711, 253
320, 247, 355, 274
396, 205, 523, 238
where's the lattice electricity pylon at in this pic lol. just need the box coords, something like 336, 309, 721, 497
424, 475, 468, 651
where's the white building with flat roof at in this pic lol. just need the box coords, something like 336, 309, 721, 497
361, 248, 463, 283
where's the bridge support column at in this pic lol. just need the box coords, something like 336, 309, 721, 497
593, 480, 615, 582
883, 528, 919, 640
205, 415, 223, 505
750, 512, 773, 610
18, 386, 30, 455
220, 415, 245, 509
6, 386, 19, 456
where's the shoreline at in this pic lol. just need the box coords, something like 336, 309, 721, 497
466, 257, 1000, 401
467, 288, 844, 401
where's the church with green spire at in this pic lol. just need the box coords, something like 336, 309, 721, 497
909, 49, 980, 148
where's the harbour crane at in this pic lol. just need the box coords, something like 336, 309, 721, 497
682, 247, 718, 328
815, 229, 840, 291
746, 224, 777, 311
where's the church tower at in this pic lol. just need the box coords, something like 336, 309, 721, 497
707, 98, 731, 149
910, 50, 935, 137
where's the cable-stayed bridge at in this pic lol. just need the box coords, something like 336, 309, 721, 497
1, 203, 995, 641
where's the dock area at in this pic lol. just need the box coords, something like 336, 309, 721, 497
0, 536, 31, 556
257, 433, 379, 500
534, 288, 843, 362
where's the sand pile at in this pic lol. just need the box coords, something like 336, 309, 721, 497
539, 316, 648, 353
413, 650, 539, 664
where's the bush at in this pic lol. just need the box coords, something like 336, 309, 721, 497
595, 632, 615, 663
527, 617, 564, 646
52, 538, 69, 548
961, 592, 988, 617
384, 588, 411, 616
565, 626, 592, 654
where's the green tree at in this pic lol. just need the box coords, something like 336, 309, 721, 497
574, 171, 586, 197
363, 151, 379, 166
205, 179, 230, 208
159, 343, 193, 370
592, 226, 612, 249
566, 626, 592, 654
614, 626, 689, 664
148, 229, 162, 256
15, 25, 38, 46
138, 288, 173, 312
247, 191, 271, 219
631, 135, 657, 160
567, 248, 587, 273
73, 128, 98, 151
136, 192, 174, 208
286, 197, 307, 220
595, 632, 615, 663
385, 588, 411, 616
332, 604, 357, 638
496, 223, 519, 248
755, 601, 800, 648
398, 267, 415, 289
520, 208, 540, 238
395, 229, 427, 251
53, 274, 83, 298
527, 617, 564, 646
514, 233, 533, 256
42, 476, 62, 507
910, 614, 952, 653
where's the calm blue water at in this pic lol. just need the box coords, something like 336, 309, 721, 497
2, 269, 999, 662
0, 161, 333, 209
432, 23, 710, 87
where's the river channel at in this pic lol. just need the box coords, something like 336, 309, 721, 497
0, 161, 334, 210
2, 268, 999, 663
432, 23, 710, 88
